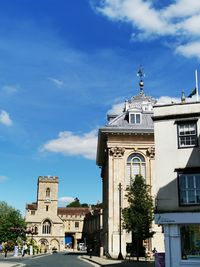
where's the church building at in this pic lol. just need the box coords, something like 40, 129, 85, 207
25, 176, 90, 252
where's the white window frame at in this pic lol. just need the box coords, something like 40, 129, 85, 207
179, 173, 200, 205
177, 121, 197, 148
129, 113, 141, 124
126, 153, 146, 186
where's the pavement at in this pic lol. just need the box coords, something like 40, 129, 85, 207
0, 252, 155, 267
81, 255, 155, 267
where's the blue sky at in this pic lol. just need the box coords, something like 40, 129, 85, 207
0, 0, 200, 215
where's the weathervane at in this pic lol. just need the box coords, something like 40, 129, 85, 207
137, 66, 145, 95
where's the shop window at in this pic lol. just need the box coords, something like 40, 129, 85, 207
179, 174, 200, 205
181, 225, 200, 260
177, 121, 198, 148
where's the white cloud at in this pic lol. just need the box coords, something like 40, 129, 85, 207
0, 110, 13, 126
162, 0, 200, 19
41, 130, 97, 160
96, 0, 171, 35
107, 102, 124, 115
58, 196, 75, 204
2, 85, 18, 94
176, 42, 200, 59
156, 96, 181, 104
92, 0, 200, 58
48, 77, 64, 88
0, 175, 8, 182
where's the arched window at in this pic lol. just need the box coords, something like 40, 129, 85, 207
46, 188, 50, 198
126, 153, 146, 185
42, 220, 51, 234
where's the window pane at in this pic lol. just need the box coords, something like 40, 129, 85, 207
196, 190, 200, 203
188, 190, 195, 203
132, 157, 140, 163
180, 176, 186, 189
179, 124, 184, 135
130, 114, 135, 124
136, 114, 140, 124
196, 176, 200, 188
180, 190, 187, 204
188, 176, 194, 188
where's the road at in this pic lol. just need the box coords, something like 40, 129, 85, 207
0, 252, 95, 267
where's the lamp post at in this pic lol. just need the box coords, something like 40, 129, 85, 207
118, 183, 123, 260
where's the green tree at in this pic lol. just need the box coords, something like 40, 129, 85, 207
122, 175, 154, 261
66, 198, 89, 208
0, 201, 26, 245
66, 197, 81, 207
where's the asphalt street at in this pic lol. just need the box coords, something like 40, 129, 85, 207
0, 252, 95, 267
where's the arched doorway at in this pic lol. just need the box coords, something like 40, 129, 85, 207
50, 239, 60, 251
39, 239, 48, 253
65, 233, 74, 249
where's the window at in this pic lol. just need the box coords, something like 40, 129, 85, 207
42, 220, 51, 234
129, 113, 141, 124
75, 222, 79, 228
31, 210, 35, 215
126, 153, 146, 186
46, 188, 50, 197
181, 225, 200, 260
179, 174, 200, 205
46, 205, 49, 212
177, 121, 197, 148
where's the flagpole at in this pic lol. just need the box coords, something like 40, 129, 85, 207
195, 69, 199, 101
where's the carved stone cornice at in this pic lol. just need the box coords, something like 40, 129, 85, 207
146, 146, 155, 159
110, 147, 125, 157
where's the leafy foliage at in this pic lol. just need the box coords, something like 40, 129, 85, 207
0, 201, 26, 243
66, 198, 89, 207
66, 197, 81, 207
122, 175, 154, 241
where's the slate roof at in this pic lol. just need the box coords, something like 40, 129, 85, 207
106, 93, 156, 132
26, 203, 37, 210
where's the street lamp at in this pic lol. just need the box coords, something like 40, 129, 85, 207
118, 183, 124, 260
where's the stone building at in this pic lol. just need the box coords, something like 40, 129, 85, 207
25, 176, 90, 251
96, 77, 164, 258
82, 204, 103, 256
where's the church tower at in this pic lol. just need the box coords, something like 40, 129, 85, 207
25, 176, 64, 252
37, 176, 58, 215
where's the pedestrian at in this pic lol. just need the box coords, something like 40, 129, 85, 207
89, 247, 92, 258
4, 247, 8, 258
22, 244, 27, 257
